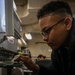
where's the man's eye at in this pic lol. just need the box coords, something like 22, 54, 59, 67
45, 28, 50, 33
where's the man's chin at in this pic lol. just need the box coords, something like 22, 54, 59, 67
47, 44, 57, 50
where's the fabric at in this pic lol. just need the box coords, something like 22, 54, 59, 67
36, 59, 51, 69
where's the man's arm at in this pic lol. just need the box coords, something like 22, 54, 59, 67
14, 55, 39, 72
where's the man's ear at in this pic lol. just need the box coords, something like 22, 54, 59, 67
65, 18, 72, 30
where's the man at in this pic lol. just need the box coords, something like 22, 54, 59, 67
15, 1, 75, 75
37, 54, 46, 60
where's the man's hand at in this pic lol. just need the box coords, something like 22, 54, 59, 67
14, 55, 39, 72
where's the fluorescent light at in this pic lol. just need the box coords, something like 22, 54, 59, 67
25, 33, 32, 40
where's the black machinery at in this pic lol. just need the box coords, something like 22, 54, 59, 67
0, 47, 22, 75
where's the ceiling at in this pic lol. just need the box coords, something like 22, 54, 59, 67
14, 0, 75, 46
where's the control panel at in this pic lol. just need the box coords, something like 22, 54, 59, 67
0, 47, 22, 67
0, 47, 17, 61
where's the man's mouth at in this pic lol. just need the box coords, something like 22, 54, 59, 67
47, 42, 55, 47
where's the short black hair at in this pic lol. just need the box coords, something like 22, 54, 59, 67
37, 54, 46, 59
37, 1, 72, 19
37, 54, 44, 58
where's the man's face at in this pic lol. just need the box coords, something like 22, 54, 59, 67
39, 15, 71, 50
